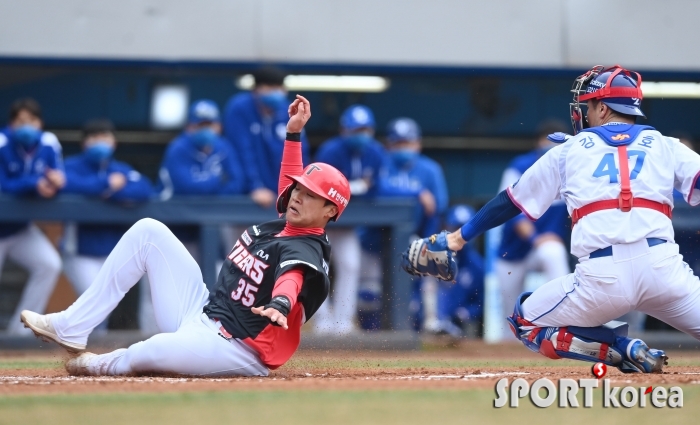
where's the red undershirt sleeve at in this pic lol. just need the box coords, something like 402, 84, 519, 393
278, 140, 304, 197
272, 268, 304, 310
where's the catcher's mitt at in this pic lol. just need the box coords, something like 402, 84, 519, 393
401, 231, 457, 282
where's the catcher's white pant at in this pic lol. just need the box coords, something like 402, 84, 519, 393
0, 224, 61, 335
313, 228, 360, 333
52, 218, 268, 377
521, 240, 700, 340
496, 239, 570, 338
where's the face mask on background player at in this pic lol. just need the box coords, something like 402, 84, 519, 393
12, 125, 41, 150
85, 141, 114, 165
258, 90, 288, 110
390, 149, 419, 168
189, 127, 217, 150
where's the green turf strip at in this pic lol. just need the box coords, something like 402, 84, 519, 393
0, 387, 698, 425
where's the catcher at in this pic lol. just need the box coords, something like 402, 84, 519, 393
404, 65, 700, 374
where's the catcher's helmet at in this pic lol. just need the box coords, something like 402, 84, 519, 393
340, 105, 375, 131
386, 117, 422, 144
276, 163, 351, 221
570, 65, 644, 134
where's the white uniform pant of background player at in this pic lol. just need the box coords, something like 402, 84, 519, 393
51, 218, 268, 376
495, 240, 569, 340
313, 228, 360, 334
0, 224, 61, 335
522, 241, 700, 340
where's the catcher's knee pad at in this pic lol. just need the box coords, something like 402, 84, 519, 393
507, 295, 633, 367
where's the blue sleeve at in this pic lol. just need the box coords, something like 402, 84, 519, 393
219, 144, 246, 195
223, 100, 264, 191
64, 168, 109, 196
0, 166, 40, 195
461, 190, 522, 241
109, 165, 153, 202
162, 149, 222, 195
42, 133, 64, 172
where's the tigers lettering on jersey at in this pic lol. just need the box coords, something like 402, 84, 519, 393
227, 240, 270, 284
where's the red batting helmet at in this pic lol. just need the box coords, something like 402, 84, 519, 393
276, 162, 351, 221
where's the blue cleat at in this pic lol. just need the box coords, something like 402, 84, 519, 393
620, 339, 668, 373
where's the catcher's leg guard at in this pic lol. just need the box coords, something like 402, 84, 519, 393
507, 292, 668, 373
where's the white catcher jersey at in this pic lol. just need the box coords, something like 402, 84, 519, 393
507, 123, 700, 258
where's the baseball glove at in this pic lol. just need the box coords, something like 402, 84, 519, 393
401, 231, 458, 282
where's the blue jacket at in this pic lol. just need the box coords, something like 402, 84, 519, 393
157, 133, 246, 243
438, 246, 485, 322
498, 149, 570, 262
223, 92, 309, 193
361, 154, 449, 253
0, 129, 64, 238
157, 133, 246, 197
63, 153, 153, 257
314, 136, 387, 198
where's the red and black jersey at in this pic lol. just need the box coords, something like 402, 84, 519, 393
203, 217, 330, 368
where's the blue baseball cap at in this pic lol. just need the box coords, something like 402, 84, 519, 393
445, 205, 475, 229
188, 100, 220, 124
340, 105, 375, 131
386, 117, 422, 144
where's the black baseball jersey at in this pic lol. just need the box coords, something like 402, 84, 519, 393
203, 217, 331, 340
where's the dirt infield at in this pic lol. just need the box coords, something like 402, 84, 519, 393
2, 341, 700, 395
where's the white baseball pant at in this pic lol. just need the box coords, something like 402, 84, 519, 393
51, 218, 268, 376
0, 224, 61, 335
521, 240, 700, 341
62, 255, 158, 334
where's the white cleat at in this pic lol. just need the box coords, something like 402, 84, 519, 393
65, 353, 98, 376
20, 310, 86, 353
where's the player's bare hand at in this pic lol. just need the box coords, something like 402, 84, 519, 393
250, 187, 276, 208
36, 177, 57, 198
108, 172, 127, 192
251, 306, 288, 330
286, 95, 311, 133
418, 189, 436, 216
44, 168, 66, 189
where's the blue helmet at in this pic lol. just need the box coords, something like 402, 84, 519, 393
386, 117, 422, 144
570, 65, 644, 134
340, 105, 375, 131
188, 99, 220, 124
445, 205, 475, 230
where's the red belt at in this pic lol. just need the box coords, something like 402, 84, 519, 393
571, 145, 672, 226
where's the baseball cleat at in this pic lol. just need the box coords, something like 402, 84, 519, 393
624, 339, 668, 373
65, 352, 98, 376
20, 310, 86, 353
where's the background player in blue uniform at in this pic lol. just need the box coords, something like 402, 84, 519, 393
494, 120, 571, 340
223, 67, 310, 208
158, 100, 246, 260
313, 105, 386, 333
359, 117, 449, 331
62, 118, 154, 332
0, 98, 64, 335
435, 205, 484, 337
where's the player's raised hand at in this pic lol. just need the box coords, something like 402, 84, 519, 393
286, 95, 311, 133
251, 305, 289, 330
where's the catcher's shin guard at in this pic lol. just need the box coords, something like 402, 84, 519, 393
507, 292, 668, 373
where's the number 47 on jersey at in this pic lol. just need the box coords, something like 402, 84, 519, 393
593, 150, 647, 183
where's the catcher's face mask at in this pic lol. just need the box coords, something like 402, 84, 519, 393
570, 65, 605, 135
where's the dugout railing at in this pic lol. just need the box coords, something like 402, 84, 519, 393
0, 195, 417, 331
